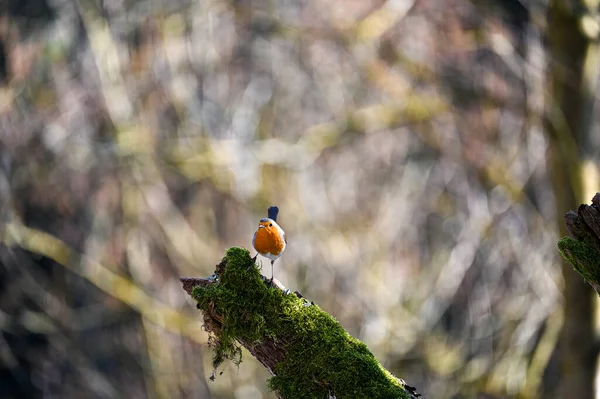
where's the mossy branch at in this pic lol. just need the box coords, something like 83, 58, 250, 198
180, 247, 421, 399
558, 193, 600, 294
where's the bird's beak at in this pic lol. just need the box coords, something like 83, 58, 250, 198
258, 225, 265, 229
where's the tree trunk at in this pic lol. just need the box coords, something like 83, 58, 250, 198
544, 1, 600, 397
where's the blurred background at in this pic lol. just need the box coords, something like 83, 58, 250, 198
1, 0, 600, 398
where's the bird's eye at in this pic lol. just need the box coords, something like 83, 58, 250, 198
269, 223, 273, 227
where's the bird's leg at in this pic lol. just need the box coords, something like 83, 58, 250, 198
248, 254, 259, 271
269, 260, 275, 287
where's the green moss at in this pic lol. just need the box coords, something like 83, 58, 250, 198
557, 236, 600, 282
192, 247, 410, 399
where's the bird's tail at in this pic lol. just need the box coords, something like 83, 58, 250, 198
268, 206, 279, 222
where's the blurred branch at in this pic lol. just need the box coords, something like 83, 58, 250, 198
354, 0, 417, 41
521, 309, 564, 398
181, 247, 422, 399
558, 192, 600, 294
1, 222, 204, 344
76, 0, 134, 126
169, 96, 449, 178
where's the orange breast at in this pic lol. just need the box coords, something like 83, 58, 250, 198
253, 227, 285, 256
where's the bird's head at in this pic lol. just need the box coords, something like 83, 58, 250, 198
258, 218, 280, 231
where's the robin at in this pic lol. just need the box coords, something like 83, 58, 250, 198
252, 206, 286, 286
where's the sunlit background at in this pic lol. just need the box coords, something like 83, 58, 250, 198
1, 0, 599, 398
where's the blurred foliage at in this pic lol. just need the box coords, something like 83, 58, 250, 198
0, 0, 594, 398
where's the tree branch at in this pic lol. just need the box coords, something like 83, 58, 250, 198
180, 247, 422, 399
558, 192, 600, 294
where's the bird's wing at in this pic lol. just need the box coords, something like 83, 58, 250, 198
284, 233, 287, 244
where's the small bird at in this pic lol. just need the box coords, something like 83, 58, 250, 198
252, 206, 286, 286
